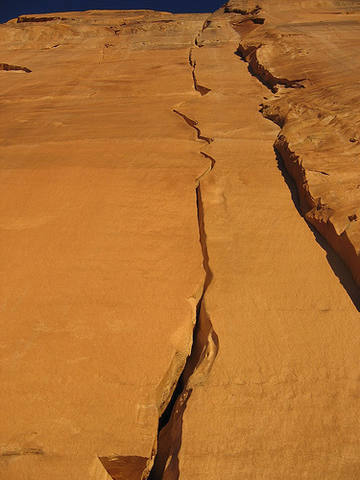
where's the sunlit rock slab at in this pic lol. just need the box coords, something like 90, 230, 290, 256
0, 10, 208, 479
173, 4, 360, 479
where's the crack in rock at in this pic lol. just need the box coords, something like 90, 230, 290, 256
225, 4, 262, 15
17, 16, 67, 23
147, 112, 218, 480
97, 22, 218, 480
189, 48, 211, 96
190, 18, 213, 93
231, 9, 360, 295
147, 27, 219, 479
0, 63, 32, 73
173, 109, 213, 144
235, 43, 305, 93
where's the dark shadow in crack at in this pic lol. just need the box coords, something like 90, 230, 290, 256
275, 147, 360, 311
158, 370, 184, 432
148, 299, 218, 480
0, 63, 31, 73
197, 184, 213, 289
234, 47, 305, 94
148, 388, 192, 480
148, 184, 219, 480
234, 47, 277, 93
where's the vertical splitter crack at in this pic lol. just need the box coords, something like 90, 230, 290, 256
147, 27, 219, 478
189, 49, 211, 96
148, 113, 218, 480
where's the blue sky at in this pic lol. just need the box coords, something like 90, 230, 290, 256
1, 0, 223, 23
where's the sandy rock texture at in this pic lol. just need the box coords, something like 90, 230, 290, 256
0, 9, 209, 480
229, 0, 360, 285
0, 2, 359, 479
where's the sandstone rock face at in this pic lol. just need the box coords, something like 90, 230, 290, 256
0, 3, 359, 480
228, 0, 360, 287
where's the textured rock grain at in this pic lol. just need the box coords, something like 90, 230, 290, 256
0, 10, 209, 480
0, 3, 360, 480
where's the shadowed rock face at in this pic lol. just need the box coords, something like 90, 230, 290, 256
0, 3, 360, 480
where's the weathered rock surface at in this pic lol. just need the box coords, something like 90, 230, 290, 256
0, 10, 209, 480
0, 2, 359, 479
229, 0, 360, 285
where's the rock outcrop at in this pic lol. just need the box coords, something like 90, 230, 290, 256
229, 0, 360, 287
0, 2, 359, 479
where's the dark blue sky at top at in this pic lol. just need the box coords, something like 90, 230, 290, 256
1, 0, 223, 23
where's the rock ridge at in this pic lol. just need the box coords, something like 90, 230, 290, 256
228, 0, 360, 288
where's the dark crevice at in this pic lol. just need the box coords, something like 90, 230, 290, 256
191, 66, 212, 96
17, 16, 66, 23
189, 31, 211, 95
0, 63, 31, 73
157, 372, 184, 431
202, 19, 212, 31
252, 17, 265, 24
200, 151, 216, 170
196, 184, 214, 289
235, 44, 305, 93
173, 109, 213, 143
307, 169, 330, 175
275, 147, 360, 310
348, 214, 357, 222
102, 22, 219, 480
232, 17, 360, 307
224, 5, 262, 15
148, 180, 218, 480
148, 59, 218, 477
